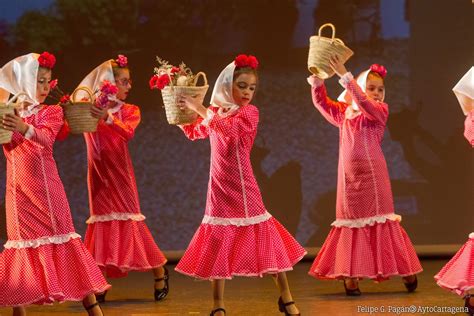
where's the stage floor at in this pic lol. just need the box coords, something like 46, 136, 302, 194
0, 259, 467, 315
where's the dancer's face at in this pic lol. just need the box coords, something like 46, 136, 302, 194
232, 73, 257, 107
366, 73, 385, 102
114, 68, 132, 101
36, 67, 52, 104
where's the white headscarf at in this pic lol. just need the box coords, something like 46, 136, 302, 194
0, 53, 40, 114
210, 61, 240, 117
337, 68, 385, 111
75, 59, 119, 104
453, 66, 473, 115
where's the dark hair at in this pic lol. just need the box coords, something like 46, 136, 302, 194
233, 66, 258, 81
368, 71, 384, 81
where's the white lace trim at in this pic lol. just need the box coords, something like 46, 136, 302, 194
4, 232, 81, 249
338, 72, 354, 88
469, 233, 474, 239
201, 108, 215, 127
202, 212, 272, 226
86, 212, 146, 224
331, 213, 402, 228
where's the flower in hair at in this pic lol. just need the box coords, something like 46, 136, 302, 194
234, 54, 259, 69
116, 54, 128, 67
38, 51, 56, 69
370, 64, 387, 78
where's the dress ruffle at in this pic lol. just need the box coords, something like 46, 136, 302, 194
4, 232, 81, 249
331, 213, 401, 228
86, 212, 145, 224
84, 219, 167, 278
175, 217, 306, 280
309, 220, 422, 281
0, 238, 110, 306
435, 235, 474, 296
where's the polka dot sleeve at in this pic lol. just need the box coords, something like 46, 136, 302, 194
344, 80, 389, 124
104, 105, 141, 141
208, 104, 259, 138
180, 116, 210, 140
25, 105, 64, 148
311, 84, 346, 127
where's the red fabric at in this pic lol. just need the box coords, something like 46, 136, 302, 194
176, 105, 306, 279
308, 81, 422, 280
83, 104, 166, 278
435, 235, 474, 296
464, 110, 474, 147
1, 105, 109, 306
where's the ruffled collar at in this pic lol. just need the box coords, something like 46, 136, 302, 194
18, 103, 41, 118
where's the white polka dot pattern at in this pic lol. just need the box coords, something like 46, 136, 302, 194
464, 110, 474, 146
308, 81, 422, 279
83, 103, 166, 277
0, 105, 110, 306
435, 233, 474, 296
176, 105, 307, 279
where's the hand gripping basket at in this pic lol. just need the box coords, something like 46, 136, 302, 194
308, 23, 354, 79
0, 92, 27, 144
161, 72, 209, 125
63, 87, 99, 134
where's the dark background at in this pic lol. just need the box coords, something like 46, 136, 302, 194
0, 0, 472, 251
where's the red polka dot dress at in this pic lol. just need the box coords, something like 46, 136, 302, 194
435, 113, 473, 296
175, 105, 307, 280
308, 74, 422, 281
83, 103, 166, 278
0, 105, 110, 307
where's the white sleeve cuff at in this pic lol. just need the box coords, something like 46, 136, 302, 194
24, 124, 34, 139
105, 111, 114, 125
201, 108, 215, 127
307, 75, 324, 88
338, 72, 354, 88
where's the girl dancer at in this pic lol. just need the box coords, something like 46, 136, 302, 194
0, 52, 109, 315
77, 55, 168, 302
307, 55, 422, 295
176, 54, 306, 316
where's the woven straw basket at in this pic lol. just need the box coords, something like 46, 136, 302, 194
161, 72, 209, 125
64, 87, 99, 134
0, 92, 26, 144
308, 23, 354, 79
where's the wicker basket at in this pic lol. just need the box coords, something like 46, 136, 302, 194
161, 72, 209, 125
64, 87, 99, 134
308, 23, 354, 79
0, 92, 27, 144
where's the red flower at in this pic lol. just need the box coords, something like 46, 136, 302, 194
234, 54, 259, 69
60, 94, 70, 104
49, 79, 58, 89
38, 51, 56, 69
100, 80, 119, 95
170, 66, 180, 74
149, 75, 159, 89
156, 74, 170, 90
370, 64, 387, 78
116, 54, 128, 67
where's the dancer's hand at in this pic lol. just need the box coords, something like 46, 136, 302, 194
1, 110, 29, 135
90, 105, 108, 120
329, 55, 348, 78
178, 95, 204, 113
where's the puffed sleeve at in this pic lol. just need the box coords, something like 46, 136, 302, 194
180, 115, 210, 140
23, 105, 64, 149
464, 109, 474, 147
103, 105, 140, 141
206, 104, 259, 138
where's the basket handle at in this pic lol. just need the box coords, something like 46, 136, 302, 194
333, 38, 346, 46
6, 92, 29, 106
71, 86, 94, 102
192, 72, 208, 86
318, 23, 336, 40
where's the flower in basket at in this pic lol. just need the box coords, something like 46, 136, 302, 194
46, 78, 72, 106
149, 57, 195, 90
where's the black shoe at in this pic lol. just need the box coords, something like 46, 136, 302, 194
403, 275, 418, 293
278, 296, 300, 316
343, 279, 361, 296
154, 266, 169, 301
465, 294, 474, 315
95, 291, 107, 303
210, 307, 226, 316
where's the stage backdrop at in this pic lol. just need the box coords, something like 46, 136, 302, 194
0, 0, 472, 252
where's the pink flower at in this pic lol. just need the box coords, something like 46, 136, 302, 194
60, 94, 70, 104
38, 51, 56, 69
149, 75, 159, 89
116, 54, 128, 67
97, 94, 109, 107
234, 54, 259, 69
100, 80, 119, 95
370, 64, 387, 78
170, 66, 180, 74
49, 79, 58, 89
156, 74, 170, 90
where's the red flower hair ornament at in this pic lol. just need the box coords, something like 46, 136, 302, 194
38, 51, 56, 69
116, 54, 128, 67
234, 54, 259, 69
370, 64, 387, 78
